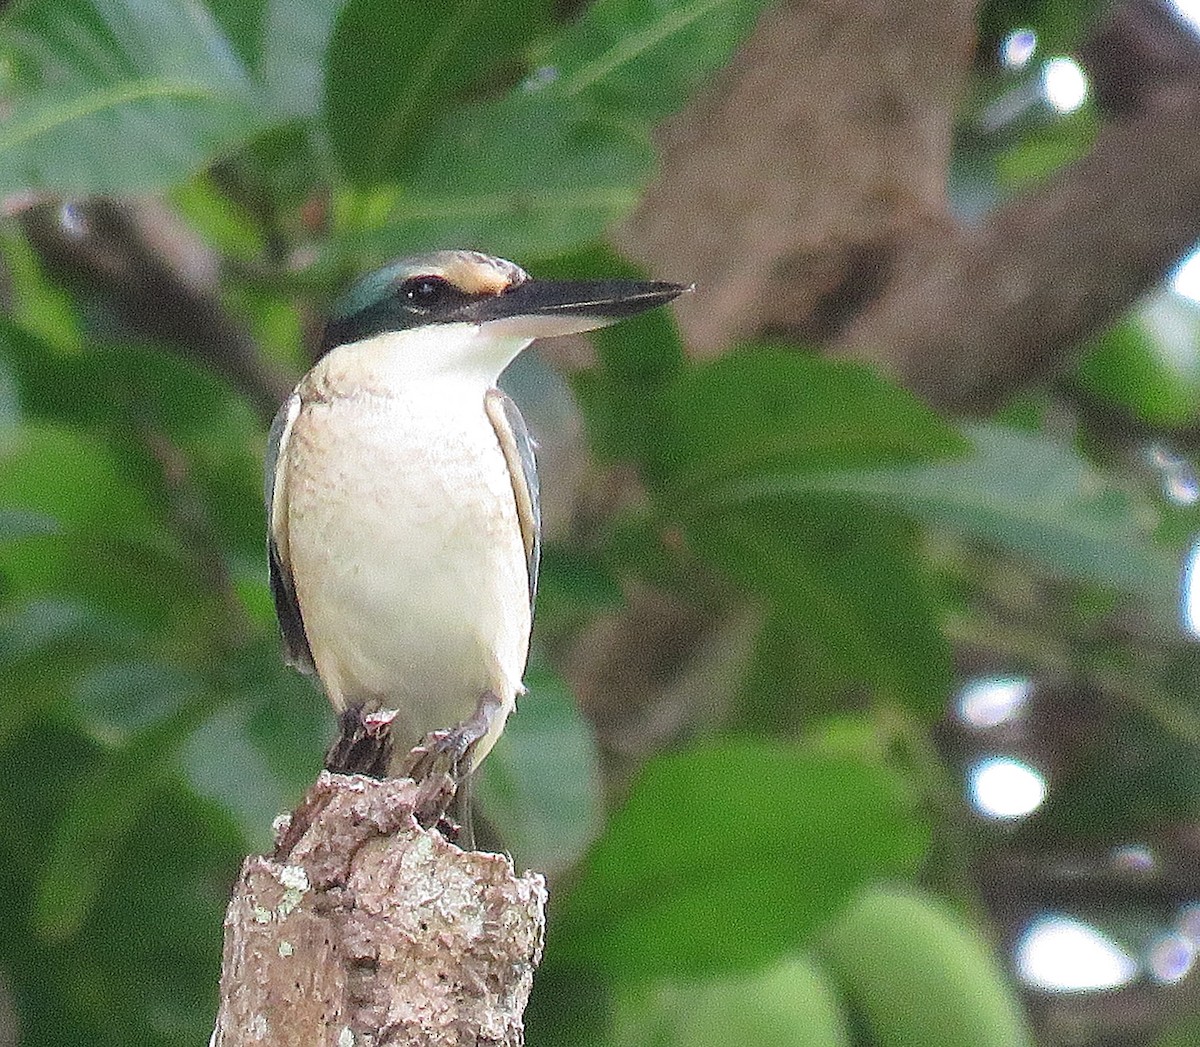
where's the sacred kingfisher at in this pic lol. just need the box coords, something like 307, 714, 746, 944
266, 250, 688, 785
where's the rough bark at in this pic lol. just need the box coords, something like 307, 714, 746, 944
211, 773, 547, 1047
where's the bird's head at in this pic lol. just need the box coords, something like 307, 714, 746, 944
321, 250, 690, 382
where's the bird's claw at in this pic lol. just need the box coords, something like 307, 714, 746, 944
401, 691, 502, 847
401, 690, 502, 784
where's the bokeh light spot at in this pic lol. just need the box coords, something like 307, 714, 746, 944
1148, 933, 1195, 985
968, 757, 1047, 820
1016, 915, 1139, 992
1171, 246, 1200, 304
957, 675, 1034, 728
1001, 29, 1037, 69
1180, 540, 1200, 638
1042, 57, 1088, 113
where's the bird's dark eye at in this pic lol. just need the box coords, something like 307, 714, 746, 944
398, 275, 448, 308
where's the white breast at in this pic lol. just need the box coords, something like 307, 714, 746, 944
280, 332, 532, 765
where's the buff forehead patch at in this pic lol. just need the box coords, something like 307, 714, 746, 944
431, 251, 528, 296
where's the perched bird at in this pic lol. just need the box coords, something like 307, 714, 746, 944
266, 250, 688, 789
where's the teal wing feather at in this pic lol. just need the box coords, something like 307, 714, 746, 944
486, 388, 541, 603
265, 394, 316, 673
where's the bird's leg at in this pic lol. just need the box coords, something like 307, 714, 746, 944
401, 690, 503, 847
324, 705, 396, 777
402, 690, 502, 781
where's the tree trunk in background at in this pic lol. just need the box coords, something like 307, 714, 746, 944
617, 0, 976, 356
572, 0, 1200, 771
619, 0, 1200, 410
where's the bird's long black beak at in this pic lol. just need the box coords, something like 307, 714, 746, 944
467, 278, 692, 336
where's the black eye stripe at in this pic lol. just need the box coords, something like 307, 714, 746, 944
399, 275, 450, 305
319, 273, 490, 354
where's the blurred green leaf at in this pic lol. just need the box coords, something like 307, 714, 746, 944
323, 0, 551, 184
551, 740, 928, 981
535, 545, 626, 640
543, 0, 768, 125
0, 357, 20, 441
0, 316, 255, 439
33, 691, 215, 938
734, 423, 1180, 613
0, 720, 242, 1046
207, 0, 344, 117
181, 705, 293, 849
543, 244, 686, 385
1078, 292, 1200, 427
0, 0, 267, 192
659, 349, 968, 497
0, 229, 83, 350
574, 305, 687, 473
525, 964, 613, 1047
994, 110, 1096, 192
345, 92, 653, 262
218, 120, 332, 227
478, 663, 602, 874
0, 598, 134, 750
204, 0, 267, 71
538, 547, 624, 610
182, 638, 329, 846
541, 244, 687, 472
330, 0, 769, 259
73, 660, 202, 740
170, 175, 269, 262
1, 318, 267, 560
76, 779, 240, 1044
0, 424, 197, 626
0, 506, 57, 540
690, 502, 950, 717
257, 0, 341, 114
0, 324, 256, 637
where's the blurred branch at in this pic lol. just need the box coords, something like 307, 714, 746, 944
20, 198, 292, 418
212, 773, 546, 1047
829, 0, 1200, 411
568, 586, 748, 780
617, 0, 978, 354
622, 0, 1200, 416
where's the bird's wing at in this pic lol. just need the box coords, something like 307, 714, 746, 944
265, 393, 316, 674
485, 388, 541, 603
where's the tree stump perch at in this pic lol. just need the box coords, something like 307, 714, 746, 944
210, 772, 547, 1047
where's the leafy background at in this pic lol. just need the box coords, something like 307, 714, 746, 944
2, 0, 1200, 1045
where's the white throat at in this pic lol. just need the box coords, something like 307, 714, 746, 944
334, 323, 534, 388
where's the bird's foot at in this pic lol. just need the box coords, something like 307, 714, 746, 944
401, 690, 502, 783
324, 705, 396, 777
401, 690, 503, 848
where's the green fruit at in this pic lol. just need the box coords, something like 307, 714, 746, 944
616, 954, 851, 1047
818, 885, 1034, 1047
